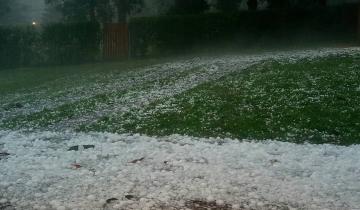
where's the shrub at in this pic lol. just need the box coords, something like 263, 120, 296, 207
42, 22, 101, 65
129, 5, 358, 57
0, 22, 101, 70
0, 25, 42, 69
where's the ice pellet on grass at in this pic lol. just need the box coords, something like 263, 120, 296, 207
0, 130, 359, 210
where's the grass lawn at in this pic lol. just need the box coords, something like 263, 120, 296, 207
1, 49, 360, 210
86, 55, 360, 145
1, 50, 360, 145
0, 58, 166, 96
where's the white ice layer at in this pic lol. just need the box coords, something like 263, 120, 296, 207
1, 130, 359, 210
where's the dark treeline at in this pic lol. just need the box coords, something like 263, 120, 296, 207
130, 5, 358, 57
0, 0, 359, 70
44, 0, 334, 22
0, 0, 353, 24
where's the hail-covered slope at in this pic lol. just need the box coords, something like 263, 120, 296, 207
1, 48, 360, 210
1, 47, 360, 132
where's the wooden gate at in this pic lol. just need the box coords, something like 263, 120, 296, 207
103, 23, 129, 60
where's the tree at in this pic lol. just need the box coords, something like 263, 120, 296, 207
171, 0, 209, 15
291, 0, 327, 9
45, 0, 142, 23
0, 0, 27, 24
216, 0, 242, 12
247, 0, 258, 10
0, 0, 11, 18
112, 0, 143, 22
45, 0, 100, 22
141, 0, 174, 16
267, 0, 290, 9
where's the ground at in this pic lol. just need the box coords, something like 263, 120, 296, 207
0, 48, 360, 210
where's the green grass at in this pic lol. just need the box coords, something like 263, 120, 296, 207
86, 55, 360, 145
1, 54, 360, 145
0, 58, 163, 96
2, 92, 119, 129
0, 61, 205, 130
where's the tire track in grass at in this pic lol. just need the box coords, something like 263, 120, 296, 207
0, 58, 208, 124
1, 48, 359, 133
122, 55, 360, 145
83, 48, 360, 134
1, 63, 210, 131
52, 65, 210, 131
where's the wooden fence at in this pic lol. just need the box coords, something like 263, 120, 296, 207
103, 23, 129, 60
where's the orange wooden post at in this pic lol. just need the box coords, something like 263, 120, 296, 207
103, 23, 129, 60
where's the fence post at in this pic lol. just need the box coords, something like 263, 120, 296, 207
103, 23, 129, 60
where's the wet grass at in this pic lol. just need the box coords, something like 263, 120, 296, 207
88, 55, 360, 145
2, 92, 120, 129
0, 59, 163, 96
1, 54, 360, 145
0, 62, 204, 130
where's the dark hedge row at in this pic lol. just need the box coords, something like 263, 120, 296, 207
0, 26, 41, 69
0, 22, 101, 70
1, 6, 358, 69
42, 22, 101, 65
129, 6, 358, 57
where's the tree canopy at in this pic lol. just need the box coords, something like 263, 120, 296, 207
267, 0, 327, 9
216, 0, 242, 12
45, 0, 143, 23
0, 0, 12, 19
112, 0, 143, 22
171, 0, 209, 14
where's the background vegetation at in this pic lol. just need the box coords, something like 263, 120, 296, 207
0, 22, 100, 70
130, 5, 358, 57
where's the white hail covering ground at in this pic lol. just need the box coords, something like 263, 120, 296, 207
1, 131, 360, 210
1, 48, 360, 210
1, 47, 360, 131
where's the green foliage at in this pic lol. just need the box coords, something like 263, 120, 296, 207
129, 6, 358, 57
0, 26, 42, 69
170, 0, 209, 15
267, 0, 291, 9
0, 22, 101, 69
216, 0, 242, 12
45, 0, 143, 23
247, 0, 258, 11
42, 22, 101, 65
0, 0, 11, 19
112, 0, 144, 22
45, 0, 107, 22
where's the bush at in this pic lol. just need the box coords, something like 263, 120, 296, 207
42, 22, 101, 65
0, 22, 101, 70
0, 26, 42, 69
170, 0, 209, 15
129, 5, 358, 57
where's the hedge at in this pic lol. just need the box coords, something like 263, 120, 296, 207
129, 5, 358, 57
0, 22, 101, 70
0, 26, 42, 69
42, 22, 101, 65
